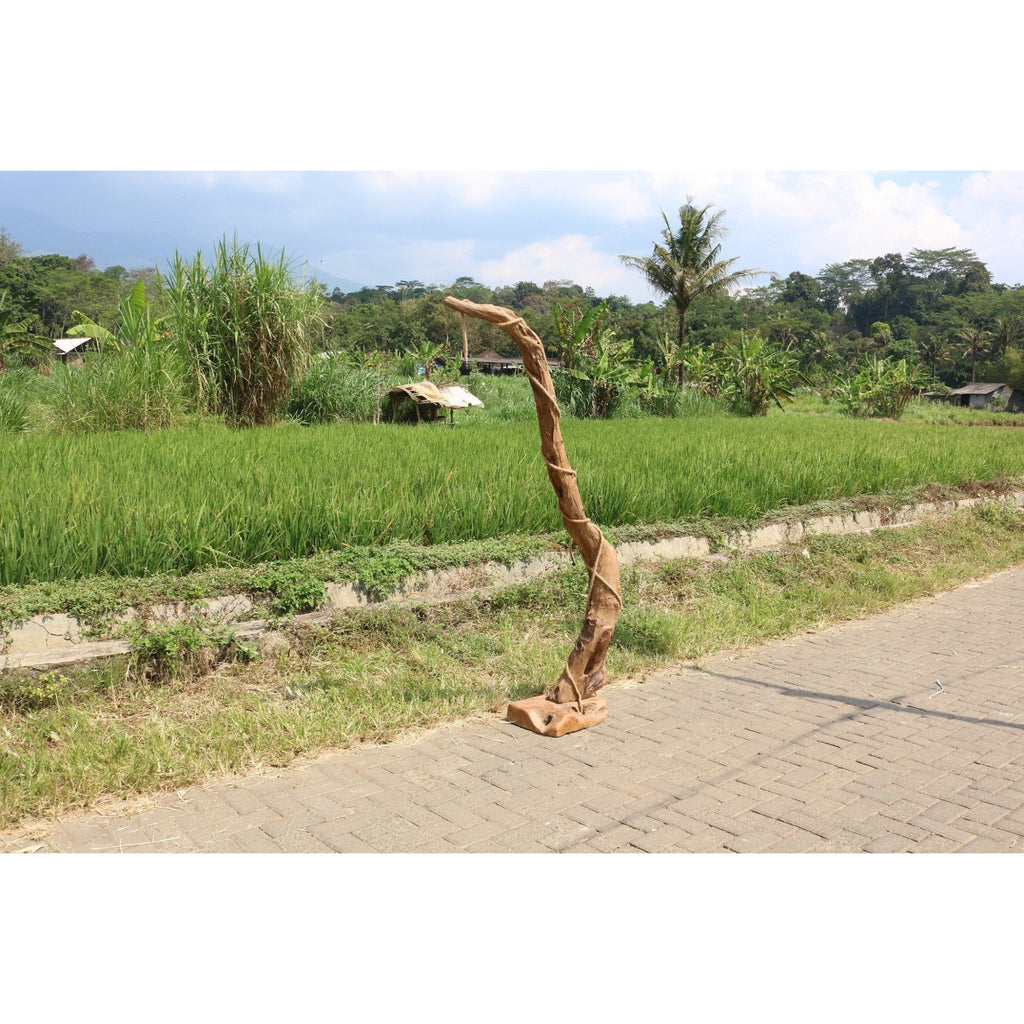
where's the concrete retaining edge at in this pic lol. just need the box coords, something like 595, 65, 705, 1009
4, 492, 1022, 674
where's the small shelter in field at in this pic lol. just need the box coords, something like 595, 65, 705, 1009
946, 382, 1024, 412
465, 350, 524, 376
463, 349, 561, 376
384, 381, 484, 424
52, 337, 98, 365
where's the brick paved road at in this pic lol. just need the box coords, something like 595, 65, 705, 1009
4, 566, 1024, 853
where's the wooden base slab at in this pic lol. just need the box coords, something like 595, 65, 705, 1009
506, 695, 608, 737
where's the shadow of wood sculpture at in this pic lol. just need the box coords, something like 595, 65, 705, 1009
444, 296, 622, 737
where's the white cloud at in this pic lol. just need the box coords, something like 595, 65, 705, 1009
949, 172, 1024, 285
321, 238, 480, 287
475, 235, 641, 296
360, 171, 515, 208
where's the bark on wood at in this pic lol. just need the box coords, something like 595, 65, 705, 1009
443, 297, 622, 711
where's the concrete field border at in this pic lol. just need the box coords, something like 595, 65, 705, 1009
4, 491, 1023, 674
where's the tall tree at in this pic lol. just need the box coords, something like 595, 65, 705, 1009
992, 315, 1023, 361
815, 259, 873, 314
619, 199, 760, 379
0, 228, 24, 267
906, 247, 990, 306
917, 332, 953, 384
957, 326, 993, 383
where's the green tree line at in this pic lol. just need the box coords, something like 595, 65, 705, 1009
3, 217, 1024, 395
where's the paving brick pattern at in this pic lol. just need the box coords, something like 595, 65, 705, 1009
4, 566, 1024, 853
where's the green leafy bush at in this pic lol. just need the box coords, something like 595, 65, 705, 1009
837, 356, 925, 419
718, 331, 804, 416
552, 301, 654, 418
0, 670, 68, 712
249, 564, 325, 615
128, 620, 255, 682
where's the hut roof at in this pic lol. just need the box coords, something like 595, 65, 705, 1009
386, 382, 483, 409
52, 337, 96, 354
947, 382, 1010, 396
473, 350, 522, 364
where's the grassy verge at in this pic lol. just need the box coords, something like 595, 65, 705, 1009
2, 500, 1023, 830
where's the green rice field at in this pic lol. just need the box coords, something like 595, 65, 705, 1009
2, 413, 1022, 586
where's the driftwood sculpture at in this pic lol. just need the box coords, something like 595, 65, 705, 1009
444, 297, 622, 737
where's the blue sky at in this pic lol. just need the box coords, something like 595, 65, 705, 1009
3, 170, 1024, 302
4, 5, 1022, 303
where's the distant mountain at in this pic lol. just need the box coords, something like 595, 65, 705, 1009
294, 265, 366, 295
0, 202, 177, 271
0, 202, 367, 293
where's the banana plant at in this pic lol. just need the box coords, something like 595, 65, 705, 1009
0, 290, 48, 370
67, 279, 168, 351
554, 300, 651, 417
719, 331, 806, 416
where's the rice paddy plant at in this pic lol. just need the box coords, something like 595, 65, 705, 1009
460, 373, 536, 422
0, 381, 29, 434
163, 238, 327, 427
0, 367, 53, 433
1, 414, 1023, 586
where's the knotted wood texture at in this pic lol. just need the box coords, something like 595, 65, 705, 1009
444, 297, 622, 729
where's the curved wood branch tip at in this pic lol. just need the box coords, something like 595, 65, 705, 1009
444, 296, 622, 728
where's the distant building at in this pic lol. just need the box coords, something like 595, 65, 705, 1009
945, 383, 1024, 413
52, 337, 97, 365
462, 350, 560, 376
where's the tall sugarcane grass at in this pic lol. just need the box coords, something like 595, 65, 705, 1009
163, 238, 327, 426
1, 413, 1023, 587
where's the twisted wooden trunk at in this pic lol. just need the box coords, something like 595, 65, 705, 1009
444, 297, 621, 735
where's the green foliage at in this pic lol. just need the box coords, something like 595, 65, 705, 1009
403, 337, 449, 381
0, 290, 51, 373
972, 498, 1024, 530
67, 279, 169, 351
0, 670, 68, 712
127, 619, 255, 683
164, 238, 327, 427
0, 381, 30, 434
718, 331, 805, 416
249, 564, 326, 616
836, 355, 926, 419
552, 301, 654, 418
620, 198, 760, 353
45, 340, 189, 433
288, 355, 398, 424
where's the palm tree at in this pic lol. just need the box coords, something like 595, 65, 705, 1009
992, 316, 1022, 362
917, 332, 953, 385
806, 329, 838, 377
957, 326, 993, 383
620, 199, 760, 382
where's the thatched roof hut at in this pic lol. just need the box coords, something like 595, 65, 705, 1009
384, 382, 484, 424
